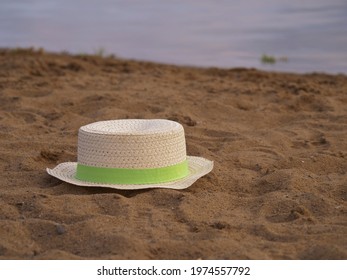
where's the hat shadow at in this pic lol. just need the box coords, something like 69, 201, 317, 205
43, 175, 150, 198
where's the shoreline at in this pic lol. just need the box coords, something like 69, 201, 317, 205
2, 47, 346, 76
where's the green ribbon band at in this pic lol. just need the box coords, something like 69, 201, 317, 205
75, 160, 189, 184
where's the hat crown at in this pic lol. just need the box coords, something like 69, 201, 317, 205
77, 119, 187, 169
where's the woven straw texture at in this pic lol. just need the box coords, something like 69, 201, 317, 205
47, 156, 213, 190
47, 119, 214, 189
78, 119, 186, 168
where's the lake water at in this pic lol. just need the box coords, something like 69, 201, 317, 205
1, 0, 347, 74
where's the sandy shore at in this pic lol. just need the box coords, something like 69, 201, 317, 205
0, 48, 346, 259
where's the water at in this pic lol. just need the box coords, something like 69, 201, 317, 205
1, 0, 347, 73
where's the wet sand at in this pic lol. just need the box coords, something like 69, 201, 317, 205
0, 49, 346, 259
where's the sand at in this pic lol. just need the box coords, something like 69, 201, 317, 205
0, 48, 346, 260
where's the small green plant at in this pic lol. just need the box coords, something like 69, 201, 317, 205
261, 54, 276, 64
261, 54, 288, 64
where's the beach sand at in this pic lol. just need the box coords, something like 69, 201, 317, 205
0, 49, 346, 259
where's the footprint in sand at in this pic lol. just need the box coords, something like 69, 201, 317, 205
263, 200, 315, 224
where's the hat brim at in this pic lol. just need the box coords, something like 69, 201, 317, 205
46, 156, 213, 190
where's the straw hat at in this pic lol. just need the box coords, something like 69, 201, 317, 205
47, 119, 213, 189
